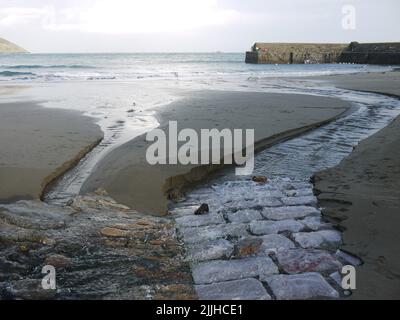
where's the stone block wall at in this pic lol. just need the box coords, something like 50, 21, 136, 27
246, 42, 400, 65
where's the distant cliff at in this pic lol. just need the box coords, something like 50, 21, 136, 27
0, 37, 27, 53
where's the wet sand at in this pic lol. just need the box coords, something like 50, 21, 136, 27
82, 91, 350, 215
0, 101, 103, 202
313, 71, 400, 299
314, 70, 400, 97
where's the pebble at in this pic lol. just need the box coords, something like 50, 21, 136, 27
195, 204, 210, 215
252, 176, 268, 184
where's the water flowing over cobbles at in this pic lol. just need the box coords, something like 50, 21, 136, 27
0, 191, 196, 299
170, 88, 400, 300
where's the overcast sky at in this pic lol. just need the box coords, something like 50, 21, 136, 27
0, 0, 399, 53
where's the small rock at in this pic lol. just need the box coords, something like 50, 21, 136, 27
285, 190, 298, 197
45, 254, 72, 268
196, 278, 271, 300
285, 189, 314, 197
262, 273, 339, 300
234, 238, 263, 257
195, 204, 209, 215
252, 176, 268, 184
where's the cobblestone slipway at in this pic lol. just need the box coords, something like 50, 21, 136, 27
170, 177, 362, 300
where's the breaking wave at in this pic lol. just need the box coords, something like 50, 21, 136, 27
0, 64, 96, 69
0, 71, 36, 77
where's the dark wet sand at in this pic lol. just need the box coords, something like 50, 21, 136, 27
82, 91, 350, 215
0, 101, 103, 202
313, 71, 400, 299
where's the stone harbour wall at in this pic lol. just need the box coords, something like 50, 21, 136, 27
245, 43, 347, 64
338, 42, 400, 65
246, 42, 400, 65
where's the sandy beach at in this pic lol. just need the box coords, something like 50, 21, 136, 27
0, 100, 103, 202
313, 71, 400, 299
82, 91, 350, 215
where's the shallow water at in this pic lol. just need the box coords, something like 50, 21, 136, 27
0, 53, 392, 82
43, 80, 400, 206
173, 85, 400, 216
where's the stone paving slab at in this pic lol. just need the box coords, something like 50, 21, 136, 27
262, 273, 339, 300
293, 230, 342, 250
186, 239, 234, 262
169, 206, 200, 217
223, 198, 282, 210
300, 216, 332, 231
281, 196, 317, 206
176, 213, 225, 228
249, 219, 304, 235
227, 209, 263, 223
284, 189, 314, 197
275, 249, 343, 274
196, 278, 271, 300
192, 257, 279, 284
262, 206, 320, 220
180, 223, 248, 244
335, 249, 363, 266
261, 234, 296, 254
